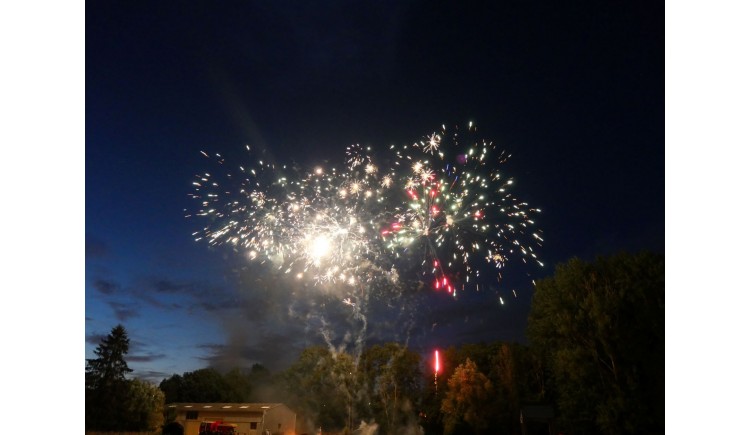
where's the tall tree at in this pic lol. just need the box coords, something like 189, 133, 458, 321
86, 324, 134, 430
527, 251, 664, 435
440, 358, 493, 434
86, 324, 167, 432
86, 324, 133, 390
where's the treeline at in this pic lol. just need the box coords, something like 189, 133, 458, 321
87, 251, 664, 435
159, 343, 423, 433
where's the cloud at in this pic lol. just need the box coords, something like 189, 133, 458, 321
186, 264, 435, 373
127, 353, 168, 363
108, 301, 140, 322
196, 331, 307, 372
132, 369, 172, 384
128, 338, 150, 353
152, 279, 195, 294
190, 274, 317, 370
129, 277, 235, 314
93, 279, 119, 295
86, 333, 108, 346
88, 257, 530, 379
199, 299, 241, 312
91, 275, 231, 315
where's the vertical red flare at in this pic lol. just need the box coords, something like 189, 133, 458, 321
434, 350, 440, 374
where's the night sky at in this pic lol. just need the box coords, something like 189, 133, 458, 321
83, 1, 664, 383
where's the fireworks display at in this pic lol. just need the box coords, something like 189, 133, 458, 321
188, 146, 387, 288
189, 123, 543, 297
379, 123, 543, 296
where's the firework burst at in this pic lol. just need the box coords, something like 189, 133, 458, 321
379, 123, 543, 296
189, 123, 543, 298
189, 145, 391, 289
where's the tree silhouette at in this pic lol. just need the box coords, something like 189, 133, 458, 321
527, 251, 664, 435
86, 324, 164, 432
86, 324, 134, 430
86, 324, 133, 390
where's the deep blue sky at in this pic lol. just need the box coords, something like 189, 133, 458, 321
85, 0, 664, 383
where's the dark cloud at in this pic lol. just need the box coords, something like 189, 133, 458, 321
199, 300, 240, 313
98, 260, 532, 378
147, 278, 225, 299
153, 279, 195, 294
188, 265, 436, 372
132, 292, 172, 310
132, 370, 172, 384
86, 333, 108, 346
97, 276, 231, 316
128, 263, 531, 377
196, 332, 307, 372
85, 234, 108, 258
196, 343, 225, 353
127, 353, 167, 363
93, 279, 119, 295
195, 343, 246, 369
131, 277, 235, 315
194, 276, 316, 367
108, 301, 140, 322
128, 338, 149, 354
